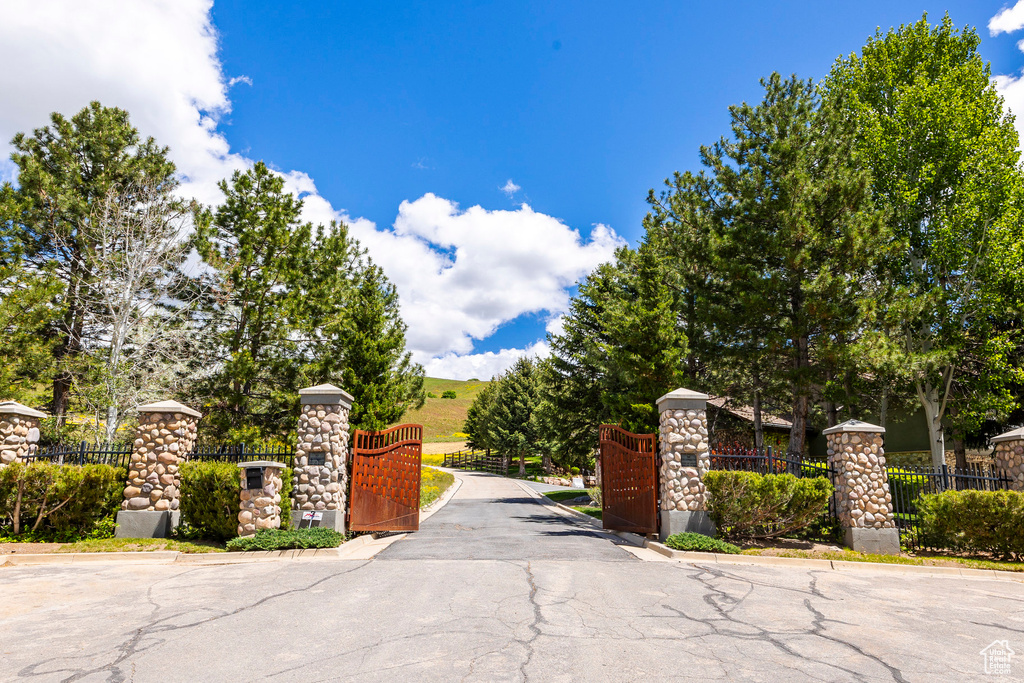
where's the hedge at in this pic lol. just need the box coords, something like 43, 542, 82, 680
0, 462, 123, 539
663, 532, 740, 554
226, 527, 344, 552
703, 470, 833, 541
917, 489, 1024, 561
179, 461, 294, 541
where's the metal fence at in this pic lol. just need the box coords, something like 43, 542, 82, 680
26, 442, 134, 468
190, 443, 296, 467
441, 449, 505, 474
888, 463, 1011, 549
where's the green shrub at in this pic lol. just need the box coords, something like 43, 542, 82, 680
664, 532, 741, 554
917, 489, 1024, 561
0, 462, 124, 539
179, 461, 240, 541
587, 486, 603, 507
279, 466, 294, 530
426, 392, 437, 399
226, 527, 345, 551
441, 390, 457, 399
570, 466, 580, 475
703, 471, 833, 541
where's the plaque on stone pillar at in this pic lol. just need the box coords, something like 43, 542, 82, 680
679, 453, 697, 467
308, 450, 326, 467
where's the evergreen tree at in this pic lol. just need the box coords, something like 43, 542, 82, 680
487, 357, 542, 478
3, 102, 176, 420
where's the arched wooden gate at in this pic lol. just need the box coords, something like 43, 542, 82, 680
349, 424, 423, 532
599, 424, 658, 534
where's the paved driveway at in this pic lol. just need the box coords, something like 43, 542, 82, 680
1, 471, 1021, 682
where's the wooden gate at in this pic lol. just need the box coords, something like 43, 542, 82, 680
599, 424, 658, 534
349, 424, 423, 532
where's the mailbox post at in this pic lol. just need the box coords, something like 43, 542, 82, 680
237, 461, 286, 537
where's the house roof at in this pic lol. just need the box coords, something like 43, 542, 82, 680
707, 396, 792, 429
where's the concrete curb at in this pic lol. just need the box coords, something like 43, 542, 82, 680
1, 532, 384, 568
645, 540, 1024, 581
419, 472, 462, 523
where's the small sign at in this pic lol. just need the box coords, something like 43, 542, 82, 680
679, 453, 698, 468
300, 510, 325, 528
308, 451, 326, 467
302, 511, 315, 520
571, 476, 584, 488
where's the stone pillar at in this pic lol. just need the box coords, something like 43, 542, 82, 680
823, 420, 899, 555
0, 401, 46, 466
992, 427, 1024, 491
292, 384, 353, 532
657, 388, 714, 540
115, 400, 200, 538
238, 461, 286, 536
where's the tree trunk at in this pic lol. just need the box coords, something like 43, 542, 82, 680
879, 386, 888, 430
752, 390, 764, 451
825, 401, 838, 429
787, 335, 810, 460
542, 452, 551, 475
917, 383, 946, 469
949, 404, 968, 473
105, 405, 119, 445
518, 452, 526, 478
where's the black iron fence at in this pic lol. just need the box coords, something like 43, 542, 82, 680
442, 449, 505, 475
190, 443, 296, 467
888, 463, 1011, 549
26, 442, 134, 468
709, 445, 840, 520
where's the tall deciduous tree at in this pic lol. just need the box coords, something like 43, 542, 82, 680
826, 14, 1024, 467
3, 102, 176, 421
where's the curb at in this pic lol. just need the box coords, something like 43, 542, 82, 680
644, 540, 1024, 581
1, 532, 383, 568
419, 472, 462, 523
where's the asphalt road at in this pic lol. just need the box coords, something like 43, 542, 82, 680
1, 471, 1021, 682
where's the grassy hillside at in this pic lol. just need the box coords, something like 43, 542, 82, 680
395, 377, 490, 443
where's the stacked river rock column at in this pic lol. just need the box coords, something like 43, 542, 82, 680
238, 462, 286, 536
115, 400, 200, 538
292, 384, 353, 532
656, 388, 714, 540
823, 420, 899, 555
0, 401, 46, 466
993, 427, 1024, 491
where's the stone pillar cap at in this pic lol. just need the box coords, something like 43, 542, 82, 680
237, 461, 287, 469
822, 419, 885, 435
137, 400, 202, 418
299, 383, 353, 408
992, 426, 1024, 444
0, 401, 47, 419
656, 388, 709, 412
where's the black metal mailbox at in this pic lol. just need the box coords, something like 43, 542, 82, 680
245, 467, 264, 490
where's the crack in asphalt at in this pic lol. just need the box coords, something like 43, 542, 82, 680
15, 562, 371, 682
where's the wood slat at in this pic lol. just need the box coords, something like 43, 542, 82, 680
349, 424, 423, 531
599, 424, 658, 534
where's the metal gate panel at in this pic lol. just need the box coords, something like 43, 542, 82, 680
349, 424, 422, 532
599, 424, 658, 534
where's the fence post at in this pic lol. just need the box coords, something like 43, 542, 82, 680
823, 420, 899, 555
0, 401, 46, 467
115, 400, 201, 538
992, 427, 1024, 491
292, 384, 353, 532
656, 388, 714, 540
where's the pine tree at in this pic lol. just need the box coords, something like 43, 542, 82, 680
3, 102, 177, 421
487, 357, 542, 478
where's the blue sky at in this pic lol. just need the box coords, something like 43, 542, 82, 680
3, 2, 1024, 378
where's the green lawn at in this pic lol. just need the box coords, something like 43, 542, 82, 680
741, 547, 1024, 572
543, 490, 602, 520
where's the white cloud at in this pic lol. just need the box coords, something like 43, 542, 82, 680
0, 0, 623, 378
990, 2, 1024, 36
424, 341, 550, 381
500, 179, 521, 196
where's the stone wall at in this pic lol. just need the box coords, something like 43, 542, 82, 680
122, 403, 199, 512
238, 464, 285, 536
825, 428, 895, 531
0, 402, 45, 466
658, 407, 710, 513
293, 385, 352, 525
993, 428, 1024, 491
